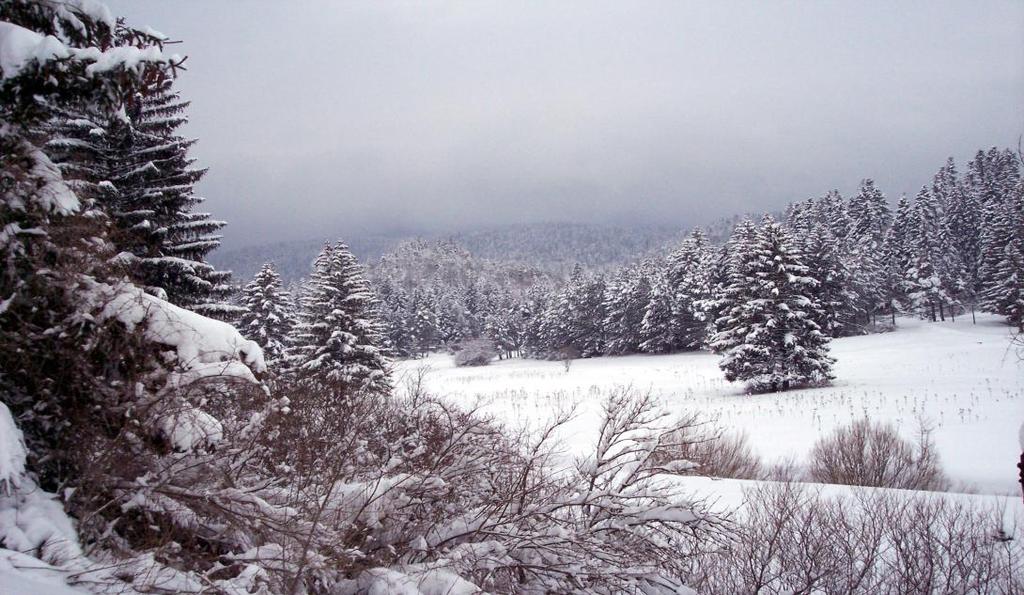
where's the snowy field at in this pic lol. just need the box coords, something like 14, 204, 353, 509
396, 315, 1023, 496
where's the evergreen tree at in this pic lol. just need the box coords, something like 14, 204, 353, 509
289, 242, 390, 393
941, 171, 982, 307
541, 265, 606, 358
44, 75, 236, 317
706, 218, 759, 339
408, 287, 440, 356
237, 262, 294, 363
639, 268, 677, 354
905, 186, 962, 321
798, 226, 861, 336
710, 216, 834, 392
980, 180, 1024, 330
847, 179, 892, 324
484, 289, 525, 358
666, 228, 715, 349
881, 195, 914, 321
376, 278, 415, 357
603, 263, 651, 355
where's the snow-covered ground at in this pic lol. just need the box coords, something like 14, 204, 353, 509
396, 314, 1024, 496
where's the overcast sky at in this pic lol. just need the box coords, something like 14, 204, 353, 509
106, 1, 1024, 249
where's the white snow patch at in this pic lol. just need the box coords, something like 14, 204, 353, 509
398, 315, 1024, 494
0, 22, 70, 79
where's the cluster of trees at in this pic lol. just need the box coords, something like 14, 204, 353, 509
237, 242, 391, 393
365, 152, 1023, 374
1, 3, 715, 592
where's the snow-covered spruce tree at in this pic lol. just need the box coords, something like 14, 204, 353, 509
43, 69, 237, 318
666, 228, 716, 349
980, 179, 1024, 330
237, 261, 295, 363
376, 276, 416, 357
603, 262, 652, 355
816, 189, 853, 251
881, 194, 915, 322
705, 218, 759, 338
972, 148, 1021, 298
786, 205, 863, 338
484, 289, 525, 358
847, 179, 892, 324
905, 186, 963, 321
540, 264, 607, 358
289, 241, 391, 393
710, 216, 834, 392
520, 280, 553, 357
639, 267, 677, 354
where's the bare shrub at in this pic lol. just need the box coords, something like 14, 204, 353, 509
245, 381, 719, 593
658, 418, 765, 480
689, 481, 1024, 594
452, 337, 498, 366
808, 417, 950, 491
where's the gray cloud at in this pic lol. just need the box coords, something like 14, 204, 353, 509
106, 0, 1024, 249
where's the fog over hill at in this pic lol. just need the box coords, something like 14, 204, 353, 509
211, 221, 705, 283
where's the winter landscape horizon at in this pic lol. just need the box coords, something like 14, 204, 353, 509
2, 1, 1024, 594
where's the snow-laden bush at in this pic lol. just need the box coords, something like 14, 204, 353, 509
253, 383, 715, 593
452, 338, 497, 367
808, 417, 950, 491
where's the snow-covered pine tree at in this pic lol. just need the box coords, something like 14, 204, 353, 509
706, 218, 759, 336
44, 74, 237, 317
375, 277, 415, 357
905, 186, 963, 321
289, 242, 390, 393
797, 224, 861, 336
848, 179, 892, 243
973, 148, 1023, 317
710, 216, 834, 392
603, 263, 651, 355
943, 175, 981, 308
847, 179, 892, 323
980, 179, 1024, 330
666, 228, 715, 349
881, 194, 914, 322
237, 262, 294, 363
520, 282, 552, 357
408, 287, 440, 356
484, 289, 525, 358
540, 265, 606, 358
638, 267, 676, 353
816, 189, 853, 250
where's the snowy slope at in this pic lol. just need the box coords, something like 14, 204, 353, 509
396, 315, 1023, 495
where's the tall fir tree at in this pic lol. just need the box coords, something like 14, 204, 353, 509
905, 186, 962, 321
847, 179, 892, 323
707, 218, 759, 338
289, 242, 390, 393
881, 194, 914, 321
711, 216, 834, 392
237, 262, 295, 363
666, 228, 715, 349
541, 265, 606, 358
603, 263, 651, 355
980, 179, 1024, 330
44, 76, 236, 317
638, 268, 677, 354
